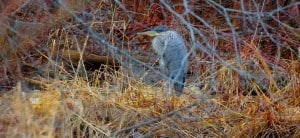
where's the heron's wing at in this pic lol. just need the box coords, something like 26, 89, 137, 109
163, 47, 187, 93
163, 31, 188, 73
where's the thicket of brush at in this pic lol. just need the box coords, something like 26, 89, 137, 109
0, 0, 299, 137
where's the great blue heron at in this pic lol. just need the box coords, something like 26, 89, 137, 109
138, 25, 188, 95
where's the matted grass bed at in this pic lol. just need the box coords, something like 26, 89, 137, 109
0, 68, 299, 137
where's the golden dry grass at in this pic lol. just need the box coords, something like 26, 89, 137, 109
0, 1, 300, 137
0, 63, 299, 137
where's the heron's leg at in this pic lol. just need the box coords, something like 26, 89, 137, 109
162, 81, 173, 97
159, 58, 170, 96
168, 80, 172, 97
162, 79, 169, 97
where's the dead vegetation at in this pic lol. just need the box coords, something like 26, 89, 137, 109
0, 0, 299, 137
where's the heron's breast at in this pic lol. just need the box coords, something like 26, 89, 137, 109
152, 31, 186, 56
152, 38, 165, 55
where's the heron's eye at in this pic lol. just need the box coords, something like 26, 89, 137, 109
155, 30, 163, 33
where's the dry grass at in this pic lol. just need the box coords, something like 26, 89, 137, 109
0, 0, 300, 137
0, 62, 299, 137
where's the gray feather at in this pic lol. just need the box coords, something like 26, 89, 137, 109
152, 30, 188, 94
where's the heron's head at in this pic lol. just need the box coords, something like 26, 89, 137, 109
137, 25, 169, 37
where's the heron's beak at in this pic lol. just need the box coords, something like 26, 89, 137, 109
137, 31, 159, 37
